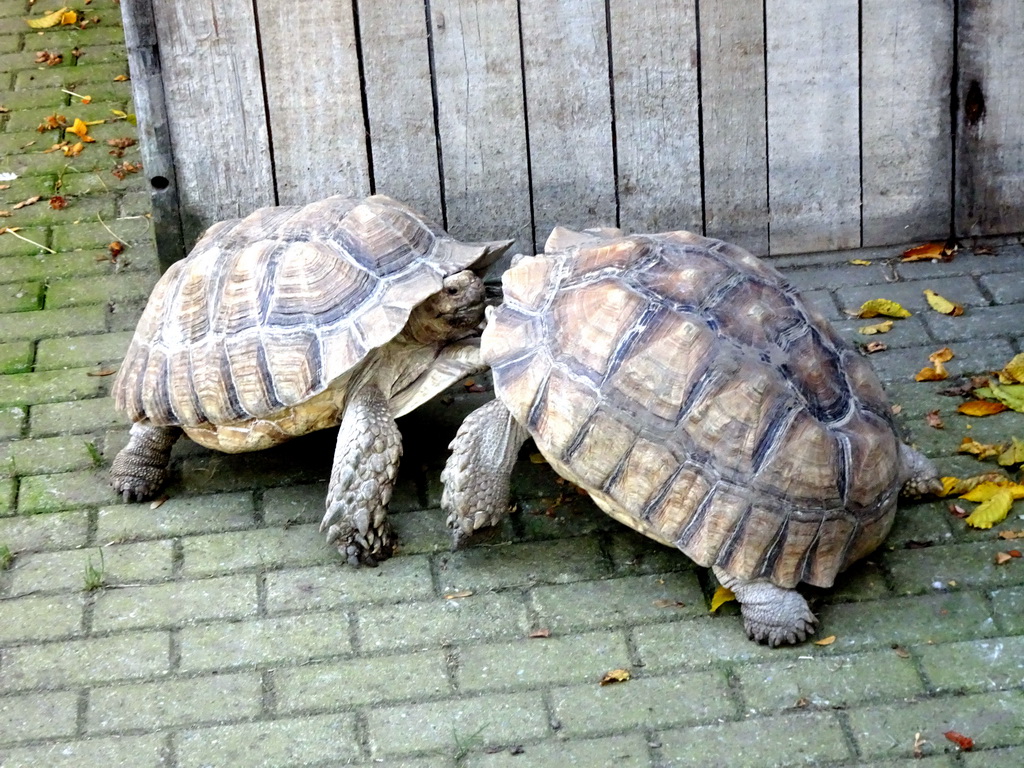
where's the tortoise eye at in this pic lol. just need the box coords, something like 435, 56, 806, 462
445, 286, 459, 296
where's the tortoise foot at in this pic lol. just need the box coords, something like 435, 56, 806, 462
713, 567, 818, 646
323, 518, 394, 567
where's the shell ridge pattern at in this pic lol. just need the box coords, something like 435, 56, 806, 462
834, 431, 852, 505
675, 480, 721, 551
638, 462, 686, 522
710, 498, 755, 569
749, 400, 802, 476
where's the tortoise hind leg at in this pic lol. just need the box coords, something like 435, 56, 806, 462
320, 382, 401, 567
713, 566, 818, 646
110, 422, 182, 502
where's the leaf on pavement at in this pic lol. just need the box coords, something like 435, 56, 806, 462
858, 320, 893, 335
964, 488, 1014, 529
853, 299, 912, 319
709, 586, 736, 613
25, 7, 69, 28
998, 353, 1024, 384
925, 410, 944, 429
957, 400, 1008, 417
923, 289, 964, 316
599, 669, 631, 686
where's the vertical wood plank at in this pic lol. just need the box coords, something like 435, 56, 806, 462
255, 0, 370, 205
519, 0, 616, 247
430, 0, 532, 255
698, 0, 769, 255
609, 0, 702, 234
358, 0, 443, 224
151, 1, 275, 247
956, 0, 1024, 236
765, 0, 860, 254
861, 0, 953, 246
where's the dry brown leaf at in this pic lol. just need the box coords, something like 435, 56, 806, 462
599, 669, 631, 686
943, 731, 974, 751
930, 347, 954, 364
892, 645, 911, 658
957, 400, 1008, 417
853, 299, 912, 319
925, 410, 944, 429
36, 113, 67, 132
653, 599, 686, 609
149, 495, 168, 510
924, 289, 964, 316
86, 367, 117, 377
48, 195, 67, 210
12, 196, 40, 210
63, 142, 84, 157
864, 341, 888, 354
997, 530, 1024, 540
858, 320, 893, 335
890, 404, 903, 415
958, 437, 1005, 460
528, 628, 551, 639
444, 590, 473, 600
813, 635, 837, 646
915, 366, 948, 382
996, 552, 1014, 565
901, 241, 946, 261
998, 352, 1024, 384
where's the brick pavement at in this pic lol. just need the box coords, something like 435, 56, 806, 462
1, 2, 1023, 766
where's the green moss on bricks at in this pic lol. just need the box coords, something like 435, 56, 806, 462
10, 435, 101, 475
0, 341, 34, 374
17, 468, 116, 513
0, 367, 106, 407
0, 282, 44, 312
0, 406, 27, 440
45, 272, 157, 308
50, 215, 152, 251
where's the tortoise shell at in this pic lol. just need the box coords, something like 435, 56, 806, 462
114, 195, 491, 441
484, 229, 903, 589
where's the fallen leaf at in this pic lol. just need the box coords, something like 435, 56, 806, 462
913, 732, 927, 759
112, 161, 142, 179
958, 438, 1006, 461
36, 113, 67, 132
63, 142, 84, 157
863, 341, 888, 354
997, 530, 1024, 540
892, 645, 911, 658
86, 367, 117, 377
48, 195, 67, 210
925, 410, 944, 429
996, 552, 1014, 565
957, 400, 1008, 417
25, 7, 69, 28
853, 299, 912, 319
793, 696, 810, 708
66, 118, 96, 142
653, 599, 686, 609
923, 289, 964, 316
977, 382, 1024, 413
528, 628, 551, 638
915, 366, 948, 382
813, 635, 836, 646
149, 495, 168, 510
709, 586, 736, 612
998, 438, 1024, 467
444, 590, 473, 600
965, 488, 1014, 529
998, 353, 1024, 384
1011, 550, 1022, 557
61, 10, 78, 25
943, 731, 974, 751
949, 503, 968, 518
849, 259, 872, 266
599, 669, 631, 686
12, 196, 40, 210
890, 404, 902, 415
930, 347, 954, 364
901, 241, 946, 261
529, 453, 546, 464
858, 320, 893, 335
113, 73, 130, 82
959, 481, 1024, 502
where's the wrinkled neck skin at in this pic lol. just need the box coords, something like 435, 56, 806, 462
400, 270, 486, 345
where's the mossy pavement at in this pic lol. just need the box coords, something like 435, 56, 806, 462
1, 2, 1023, 766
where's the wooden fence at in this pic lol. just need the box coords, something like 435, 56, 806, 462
121, 0, 1024, 269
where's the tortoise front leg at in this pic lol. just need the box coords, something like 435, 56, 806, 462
320, 382, 401, 567
441, 398, 530, 549
110, 422, 182, 502
713, 566, 818, 647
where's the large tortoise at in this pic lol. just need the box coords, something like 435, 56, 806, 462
111, 194, 510, 565
442, 227, 941, 645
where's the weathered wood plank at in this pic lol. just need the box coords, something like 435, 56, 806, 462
429, 0, 532, 256
861, 0, 953, 246
151, 1, 275, 247
121, 0, 186, 270
698, 0, 769, 255
255, 0, 370, 205
765, 0, 860, 254
956, 0, 1024, 236
358, 0, 443, 224
609, 0, 702, 234
519, 0, 616, 246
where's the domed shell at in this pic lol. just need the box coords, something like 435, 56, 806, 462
483, 229, 902, 589
114, 195, 490, 428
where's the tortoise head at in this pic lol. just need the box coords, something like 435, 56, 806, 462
402, 270, 486, 344
898, 443, 944, 499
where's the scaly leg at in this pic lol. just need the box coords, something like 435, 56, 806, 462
320, 382, 402, 566
110, 422, 182, 502
713, 565, 818, 646
441, 398, 529, 549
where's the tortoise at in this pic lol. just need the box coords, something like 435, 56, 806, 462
110, 194, 510, 565
442, 227, 941, 645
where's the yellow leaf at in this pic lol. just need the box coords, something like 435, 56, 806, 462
444, 590, 473, 600
858, 320, 893, 335
849, 259, 872, 266
854, 299, 912, 319
960, 482, 1024, 502
60, 10, 77, 25
930, 347, 954, 364
959, 437, 1005, 460
957, 400, 1009, 417
813, 635, 837, 646
529, 453, 547, 464
113, 74, 130, 82
938, 474, 1010, 497
998, 437, 1024, 467
25, 7, 68, 28
924, 289, 964, 316
599, 669, 631, 686
915, 366, 948, 382
965, 488, 1014, 529
998, 353, 1024, 384
66, 118, 95, 142
901, 241, 952, 262
710, 586, 736, 613
986, 382, 1024, 413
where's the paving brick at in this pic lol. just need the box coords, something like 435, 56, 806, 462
0, 225, 50, 257
14, 62, 129, 91
818, 560, 892, 603
356, 592, 530, 653
459, 631, 630, 692
0, 734, 165, 768
389, 506, 455, 555
96, 491, 256, 542
865, 340, 1016, 385
884, 503, 955, 549
606, 531, 697, 576
831, 314, 935, 350
176, 442, 331, 496
50, 214, 151, 251
0, 306, 107, 344
834, 275, 987, 317
2, 194, 117, 229
0, 405, 26, 440
30, 395, 121, 436
885, 541, 1024, 595
0, 477, 15, 515
784, 260, 897, 292
0, 690, 78, 745
0, 248, 154, 282
180, 523, 336, 577
367, 691, 549, 758
18, 467, 117, 512
437, 537, 610, 592
979, 273, 1024, 304
178, 612, 351, 672
551, 670, 735, 737
517, 495, 622, 541
0, 281, 43, 312
464, 734, 653, 768
0, 367, 106, 409
265, 555, 436, 614
174, 714, 359, 768
0, 509, 89, 552
0, 593, 83, 643
92, 574, 258, 631
923, 303, 1024, 343
10, 434, 99, 474
46, 271, 157, 308
848, 691, 1024, 759
634, 617, 801, 673
530, 572, 705, 633
87, 672, 262, 732
274, 650, 451, 712
962, 746, 1024, 767
35, 330, 133, 370
3, 540, 173, 596
736, 650, 924, 714
989, 585, 1024, 634
918, 635, 1024, 694
654, 711, 851, 767
0, 630, 170, 691
0, 341, 33, 375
